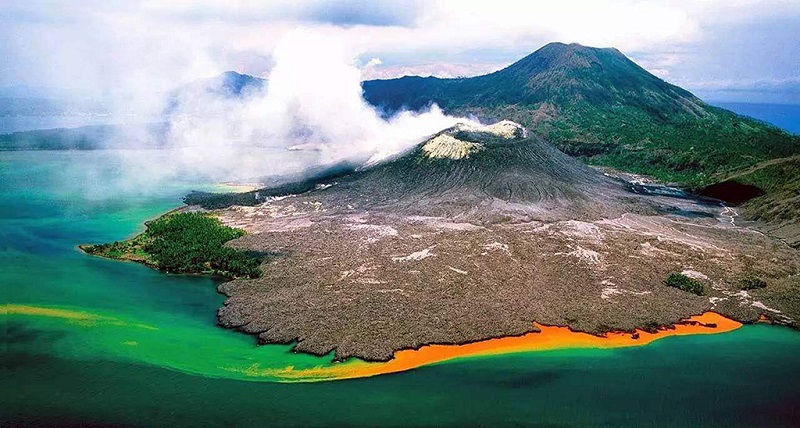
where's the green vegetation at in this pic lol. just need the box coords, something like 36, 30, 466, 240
533, 104, 797, 187
363, 42, 800, 188
184, 190, 260, 210
664, 273, 705, 296
429, 102, 797, 187
739, 276, 768, 291
82, 212, 262, 279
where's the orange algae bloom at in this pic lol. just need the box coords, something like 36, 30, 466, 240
256, 312, 741, 382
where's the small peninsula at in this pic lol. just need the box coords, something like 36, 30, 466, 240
81, 212, 262, 279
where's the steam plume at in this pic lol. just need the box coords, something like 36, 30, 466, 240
156, 29, 478, 184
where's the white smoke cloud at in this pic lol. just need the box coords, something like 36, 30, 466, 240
152, 29, 477, 184
365, 57, 383, 67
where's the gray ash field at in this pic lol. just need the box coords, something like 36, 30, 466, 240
191, 122, 798, 361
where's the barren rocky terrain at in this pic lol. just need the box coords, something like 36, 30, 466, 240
200, 122, 799, 361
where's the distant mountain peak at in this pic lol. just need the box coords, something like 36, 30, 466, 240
363, 41, 705, 117
361, 42, 800, 190
176, 71, 265, 99
220, 70, 247, 78
211, 71, 265, 96
494, 41, 698, 110
537, 41, 618, 52
520, 42, 626, 68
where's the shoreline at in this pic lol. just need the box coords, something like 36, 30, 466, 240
82, 203, 796, 363
4, 303, 745, 383
73, 195, 798, 379
79, 208, 261, 280
225, 311, 743, 382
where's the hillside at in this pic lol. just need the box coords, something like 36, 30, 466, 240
187, 120, 651, 220
171, 71, 265, 100
700, 155, 800, 248
164, 71, 265, 115
362, 42, 800, 187
0, 72, 262, 149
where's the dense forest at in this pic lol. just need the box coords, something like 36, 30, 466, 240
82, 212, 262, 279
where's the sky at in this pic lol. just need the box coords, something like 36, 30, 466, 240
1, 0, 799, 105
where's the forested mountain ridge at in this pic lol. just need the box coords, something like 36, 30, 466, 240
361, 42, 800, 187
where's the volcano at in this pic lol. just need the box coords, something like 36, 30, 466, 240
190, 120, 656, 222
196, 121, 800, 361
249, 120, 650, 220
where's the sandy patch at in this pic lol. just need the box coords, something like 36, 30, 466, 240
681, 270, 709, 280
392, 247, 435, 262
422, 134, 484, 159
447, 266, 468, 275
555, 245, 602, 265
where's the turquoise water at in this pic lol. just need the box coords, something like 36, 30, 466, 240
3, 151, 800, 426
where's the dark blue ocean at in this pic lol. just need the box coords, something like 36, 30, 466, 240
712, 102, 800, 135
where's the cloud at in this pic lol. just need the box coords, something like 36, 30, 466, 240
298, 0, 424, 27
143, 0, 424, 26
364, 57, 383, 68
684, 77, 800, 93
1, 1, 798, 103
143, 29, 478, 184
681, 77, 800, 104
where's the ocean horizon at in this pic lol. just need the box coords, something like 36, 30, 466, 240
710, 101, 800, 135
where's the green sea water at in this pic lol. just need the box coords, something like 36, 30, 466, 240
2, 150, 800, 427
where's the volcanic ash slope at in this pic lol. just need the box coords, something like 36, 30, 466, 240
211, 121, 800, 361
